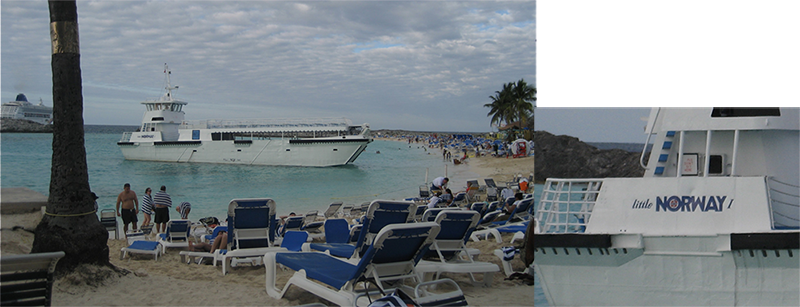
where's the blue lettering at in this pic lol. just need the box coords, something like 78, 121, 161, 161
691, 196, 706, 212
653, 195, 728, 213
715, 196, 726, 212
681, 196, 693, 212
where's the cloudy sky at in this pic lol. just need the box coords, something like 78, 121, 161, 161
3, 1, 797, 142
2, 0, 535, 132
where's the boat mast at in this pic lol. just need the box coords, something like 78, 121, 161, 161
163, 63, 179, 101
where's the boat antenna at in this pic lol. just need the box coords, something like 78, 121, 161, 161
163, 63, 179, 100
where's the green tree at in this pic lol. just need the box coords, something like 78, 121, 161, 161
32, 0, 111, 272
510, 78, 536, 139
484, 82, 515, 128
484, 79, 536, 140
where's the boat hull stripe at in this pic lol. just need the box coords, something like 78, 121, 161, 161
533, 234, 612, 248
730, 232, 800, 250
289, 139, 369, 144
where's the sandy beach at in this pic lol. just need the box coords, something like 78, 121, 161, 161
1, 152, 535, 306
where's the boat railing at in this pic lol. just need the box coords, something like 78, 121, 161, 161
535, 178, 603, 234
180, 117, 352, 130
120, 132, 133, 142
766, 176, 800, 230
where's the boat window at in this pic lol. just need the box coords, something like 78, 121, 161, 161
711, 108, 780, 117
709, 155, 725, 175
151, 117, 164, 121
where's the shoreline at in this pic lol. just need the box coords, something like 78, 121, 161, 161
0, 149, 536, 306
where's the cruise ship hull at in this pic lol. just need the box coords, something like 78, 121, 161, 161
534, 234, 800, 306
119, 137, 370, 167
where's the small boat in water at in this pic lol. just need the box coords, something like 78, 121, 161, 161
1, 93, 53, 125
533, 107, 799, 306
118, 65, 371, 166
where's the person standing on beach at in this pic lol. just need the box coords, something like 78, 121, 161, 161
177, 201, 191, 219
140, 187, 154, 229
153, 186, 172, 233
431, 177, 449, 192
115, 183, 139, 234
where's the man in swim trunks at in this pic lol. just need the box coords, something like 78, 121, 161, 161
116, 183, 139, 235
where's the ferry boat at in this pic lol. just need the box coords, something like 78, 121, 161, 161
533, 108, 799, 306
118, 65, 371, 167
1, 93, 53, 125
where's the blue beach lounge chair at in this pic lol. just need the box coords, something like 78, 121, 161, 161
215, 198, 277, 275
265, 222, 441, 306
121, 231, 162, 261
415, 210, 499, 287
308, 200, 416, 259
157, 220, 191, 253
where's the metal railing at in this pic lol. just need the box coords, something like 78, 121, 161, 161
119, 132, 133, 142
179, 117, 352, 130
535, 179, 603, 233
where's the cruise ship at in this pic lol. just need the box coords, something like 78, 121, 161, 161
1, 94, 53, 125
118, 65, 371, 167
533, 107, 799, 306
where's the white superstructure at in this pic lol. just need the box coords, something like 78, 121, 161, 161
533, 108, 799, 306
1, 94, 53, 125
118, 65, 371, 167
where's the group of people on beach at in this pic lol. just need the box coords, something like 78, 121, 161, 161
114, 183, 192, 235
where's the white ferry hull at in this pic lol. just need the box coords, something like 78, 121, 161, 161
534, 235, 800, 306
119, 138, 370, 167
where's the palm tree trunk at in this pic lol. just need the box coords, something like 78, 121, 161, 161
32, 0, 111, 272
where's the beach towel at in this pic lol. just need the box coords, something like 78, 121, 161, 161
179, 202, 191, 219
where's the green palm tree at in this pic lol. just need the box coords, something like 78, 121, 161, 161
484, 82, 515, 128
510, 79, 536, 139
485, 79, 536, 140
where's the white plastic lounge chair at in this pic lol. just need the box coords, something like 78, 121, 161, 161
301, 210, 324, 239
219, 230, 307, 274
1, 251, 64, 306
323, 202, 343, 219
100, 209, 118, 240
157, 219, 191, 253
265, 222, 441, 306
121, 231, 162, 261
340, 204, 353, 217
416, 210, 500, 287
213, 198, 277, 275
179, 226, 228, 264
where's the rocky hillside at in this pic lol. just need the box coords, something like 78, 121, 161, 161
534, 130, 646, 181
1, 119, 54, 133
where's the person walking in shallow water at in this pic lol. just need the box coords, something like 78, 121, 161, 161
116, 183, 139, 235
153, 186, 172, 233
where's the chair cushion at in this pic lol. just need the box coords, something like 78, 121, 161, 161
309, 243, 356, 258
496, 224, 528, 233
128, 241, 159, 250
276, 252, 357, 289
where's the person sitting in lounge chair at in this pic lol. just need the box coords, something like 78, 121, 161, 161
501, 193, 524, 218
187, 231, 227, 253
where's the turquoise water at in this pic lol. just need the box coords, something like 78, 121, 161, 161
531, 183, 547, 307
1, 131, 477, 220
